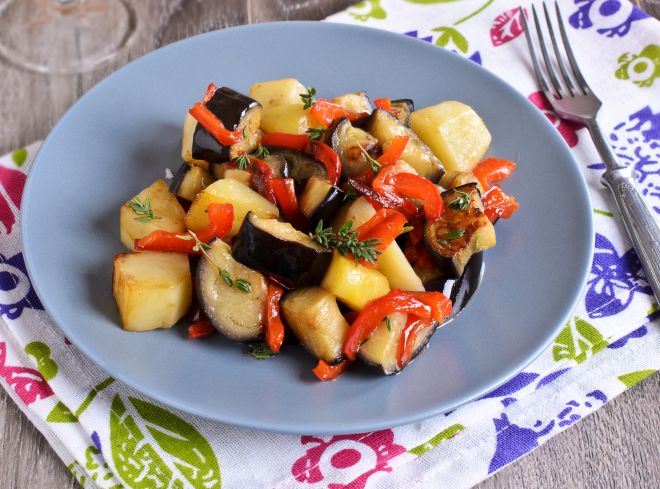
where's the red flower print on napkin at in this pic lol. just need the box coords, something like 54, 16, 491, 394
0, 342, 53, 405
0, 166, 27, 235
528, 91, 582, 148
491, 8, 527, 46
291, 429, 406, 489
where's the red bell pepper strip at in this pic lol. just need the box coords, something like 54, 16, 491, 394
374, 97, 393, 113
270, 178, 308, 232
135, 203, 234, 253
202, 82, 218, 104
261, 132, 309, 151
312, 359, 351, 381
264, 282, 285, 353
405, 291, 452, 322
347, 177, 419, 221
481, 185, 520, 222
251, 159, 277, 204
135, 230, 201, 254
309, 141, 342, 186
189, 103, 244, 146
188, 317, 215, 339
377, 135, 409, 166
356, 208, 407, 255
194, 203, 234, 242
310, 99, 369, 127
391, 172, 443, 221
472, 157, 517, 191
397, 316, 433, 368
343, 290, 435, 360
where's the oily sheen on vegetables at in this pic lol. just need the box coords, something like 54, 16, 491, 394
112, 77, 519, 380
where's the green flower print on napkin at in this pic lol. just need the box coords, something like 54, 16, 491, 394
11, 147, 27, 167
110, 395, 221, 489
48, 377, 115, 423
24, 341, 58, 381
350, 0, 386, 22
552, 316, 608, 364
615, 44, 660, 87
618, 370, 656, 388
408, 424, 465, 456
433, 26, 469, 53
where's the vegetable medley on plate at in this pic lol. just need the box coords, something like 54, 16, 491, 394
112, 78, 519, 380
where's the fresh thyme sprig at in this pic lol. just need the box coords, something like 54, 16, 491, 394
343, 182, 357, 202
177, 232, 252, 292
300, 87, 317, 109
310, 220, 383, 265
247, 341, 277, 359
356, 142, 381, 174
447, 190, 472, 211
127, 197, 160, 223
234, 153, 251, 170
400, 225, 415, 235
439, 228, 465, 245
385, 316, 392, 332
306, 127, 325, 141
253, 146, 270, 159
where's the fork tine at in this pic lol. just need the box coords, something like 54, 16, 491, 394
554, 0, 589, 94
531, 4, 563, 98
520, 6, 552, 97
542, 2, 574, 97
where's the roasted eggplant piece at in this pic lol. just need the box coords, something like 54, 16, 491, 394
197, 239, 268, 341
425, 183, 496, 278
281, 287, 349, 364
439, 171, 482, 192
169, 163, 215, 202
358, 312, 437, 375
366, 109, 444, 181
330, 118, 380, 177
265, 148, 326, 184
390, 99, 414, 127
299, 176, 345, 227
232, 212, 332, 288
332, 91, 374, 116
182, 87, 262, 165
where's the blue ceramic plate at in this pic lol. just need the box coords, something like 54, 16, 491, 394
22, 22, 593, 434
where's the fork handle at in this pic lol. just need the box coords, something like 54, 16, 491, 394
601, 166, 660, 302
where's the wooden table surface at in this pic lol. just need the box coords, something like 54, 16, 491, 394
1, 0, 658, 488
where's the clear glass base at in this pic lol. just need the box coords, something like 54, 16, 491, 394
0, 0, 137, 74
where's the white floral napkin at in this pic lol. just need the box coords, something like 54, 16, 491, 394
1, 0, 658, 487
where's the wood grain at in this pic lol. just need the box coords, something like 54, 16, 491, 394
0, 1, 658, 488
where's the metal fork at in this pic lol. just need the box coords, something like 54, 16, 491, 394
521, 1, 660, 302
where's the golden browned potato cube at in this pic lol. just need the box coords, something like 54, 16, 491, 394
112, 252, 192, 331
120, 180, 186, 250
249, 78, 307, 111
411, 101, 492, 172
184, 178, 279, 238
260, 104, 314, 135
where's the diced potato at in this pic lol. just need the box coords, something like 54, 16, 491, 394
321, 251, 390, 311
377, 242, 425, 291
260, 104, 314, 135
331, 197, 424, 291
176, 165, 215, 202
223, 168, 252, 186
185, 178, 279, 238
113, 252, 192, 331
411, 101, 492, 172
120, 180, 186, 250
180, 113, 209, 169
281, 287, 349, 364
249, 78, 307, 111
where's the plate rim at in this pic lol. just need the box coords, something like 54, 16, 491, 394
21, 20, 594, 434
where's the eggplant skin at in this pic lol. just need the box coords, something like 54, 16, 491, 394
331, 118, 380, 178
169, 163, 191, 194
300, 176, 345, 227
266, 148, 326, 184
196, 239, 268, 342
191, 87, 262, 163
390, 99, 414, 127
424, 183, 496, 278
232, 212, 332, 288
